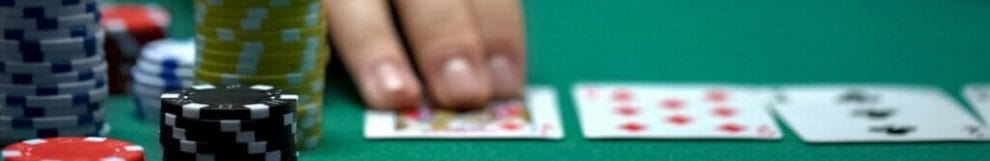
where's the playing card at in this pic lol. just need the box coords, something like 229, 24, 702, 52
364, 86, 564, 139
573, 83, 782, 140
963, 84, 990, 125
772, 85, 989, 143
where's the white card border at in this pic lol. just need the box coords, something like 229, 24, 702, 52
573, 82, 783, 140
364, 86, 564, 139
771, 84, 990, 143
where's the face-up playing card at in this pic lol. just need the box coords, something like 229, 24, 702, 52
773, 85, 989, 143
573, 83, 782, 139
364, 86, 563, 139
963, 84, 990, 125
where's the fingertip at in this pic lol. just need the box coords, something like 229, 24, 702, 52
488, 54, 525, 99
358, 60, 423, 109
427, 56, 492, 110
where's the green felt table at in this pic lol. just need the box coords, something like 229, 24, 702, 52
95, 0, 990, 160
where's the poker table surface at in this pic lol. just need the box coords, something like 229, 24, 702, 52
97, 0, 990, 160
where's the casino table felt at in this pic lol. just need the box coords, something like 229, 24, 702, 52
96, 0, 990, 160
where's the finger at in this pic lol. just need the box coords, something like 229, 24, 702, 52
394, 0, 492, 109
468, 0, 527, 99
326, 0, 422, 109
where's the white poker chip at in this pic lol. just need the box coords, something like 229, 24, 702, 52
0, 86, 108, 108
0, 1, 98, 19
0, 52, 105, 74
0, 12, 99, 30
0, 0, 96, 7
130, 68, 193, 89
0, 62, 107, 85
141, 38, 196, 67
0, 75, 106, 96
134, 61, 195, 79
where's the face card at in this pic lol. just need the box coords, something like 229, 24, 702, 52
364, 86, 564, 139
773, 85, 989, 143
963, 84, 990, 125
573, 83, 782, 140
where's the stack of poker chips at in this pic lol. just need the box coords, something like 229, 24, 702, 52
101, 4, 170, 94
3, 137, 146, 161
160, 84, 298, 161
193, 0, 328, 150
0, 0, 110, 144
130, 39, 195, 121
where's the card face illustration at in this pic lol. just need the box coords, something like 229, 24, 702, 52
573, 83, 782, 140
772, 85, 990, 143
364, 86, 563, 139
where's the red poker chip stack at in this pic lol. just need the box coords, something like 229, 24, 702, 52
101, 4, 170, 94
2, 137, 146, 161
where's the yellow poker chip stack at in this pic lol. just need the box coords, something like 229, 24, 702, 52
192, 0, 327, 150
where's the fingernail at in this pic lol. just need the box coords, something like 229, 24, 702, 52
376, 63, 404, 93
437, 56, 488, 108
361, 61, 420, 109
488, 54, 524, 98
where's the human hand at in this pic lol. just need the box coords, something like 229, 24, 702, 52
324, 0, 527, 110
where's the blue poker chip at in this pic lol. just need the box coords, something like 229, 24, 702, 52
130, 68, 192, 89
0, 107, 105, 129
0, 75, 105, 96
0, 24, 98, 41
0, 0, 97, 8
0, 62, 106, 85
0, 12, 99, 30
0, 102, 102, 118
0, 1, 97, 19
0, 31, 103, 62
0, 52, 104, 74
0, 85, 107, 108
0, 122, 108, 142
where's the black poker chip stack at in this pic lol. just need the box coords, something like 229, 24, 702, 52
159, 84, 299, 161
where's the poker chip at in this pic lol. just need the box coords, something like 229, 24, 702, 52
195, 2, 322, 22
0, 86, 108, 107
101, 4, 170, 94
160, 137, 294, 155
0, 0, 108, 144
160, 85, 298, 161
0, 76, 105, 96
161, 84, 297, 120
0, 62, 106, 85
163, 149, 298, 161
2, 137, 144, 161
129, 39, 196, 121
195, 0, 327, 151
193, 0, 316, 7
0, 1, 98, 18
0, 0, 97, 7
0, 102, 102, 118
160, 123, 296, 143
163, 112, 294, 132
0, 108, 105, 129
0, 24, 100, 41
0, 54, 105, 74
0, 122, 107, 140
0, 31, 104, 62
0, 12, 100, 30
135, 61, 194, 78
